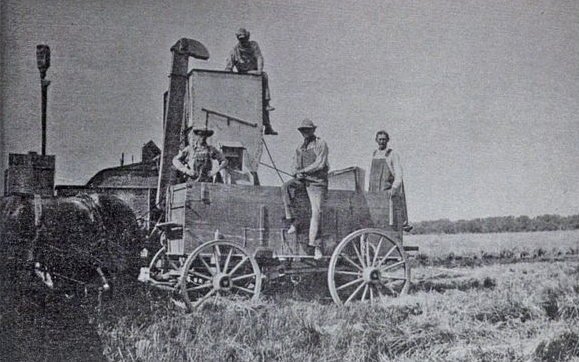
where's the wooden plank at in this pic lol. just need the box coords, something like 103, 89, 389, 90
170, 182, 397, 255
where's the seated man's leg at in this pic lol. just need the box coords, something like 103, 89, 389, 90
305, 185, 326, 247
262, 71, 271, 103
261, 72, 276, 134
281, 178, 305, 221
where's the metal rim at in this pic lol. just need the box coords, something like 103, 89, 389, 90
148, 245, 167, 278
180, 240, 262, 310
327, 228, 410, 305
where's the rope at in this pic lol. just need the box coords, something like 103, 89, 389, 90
262, 138, 285, 183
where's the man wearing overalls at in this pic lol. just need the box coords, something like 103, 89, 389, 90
282, 119, 329, 260
172, 127, 228, 182
369, 130, 412, 232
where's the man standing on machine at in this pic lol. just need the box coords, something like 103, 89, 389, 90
225, 28, 277, 135
172, 127, 228, 182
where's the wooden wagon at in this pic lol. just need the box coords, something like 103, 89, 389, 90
139, 38, 416, 309
142, 178, 416, 309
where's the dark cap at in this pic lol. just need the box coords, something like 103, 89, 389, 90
236, 28, 250, 39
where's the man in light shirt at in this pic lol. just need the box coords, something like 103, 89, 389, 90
281, 119, 329, 259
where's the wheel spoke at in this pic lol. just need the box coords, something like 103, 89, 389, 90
336, 277, 364, 291
194, 288, 217, 306
185, 283, 212, 292
361, 284, 369, 301
231, 273, 256, 282
369, 286, 374, 303
381, 274, 407, 281
188, 270, 211, 280
232, 285, 255, 295
228, 256, 249, 276
168, 260, 181, 270
360, 234, 370, 266
335, 270, 362, 276
345, 282, 366, 305
351, 241, 366, 268
213, 245, 221, 274
379, 281, 399, 296
199, 255, 215, 276
377, 245, 397, 267
223, 248, 234, 274
373, 283, 386, 300
371, 237, 384, 266
341, 255, 363, 272
380, 260, 405, 272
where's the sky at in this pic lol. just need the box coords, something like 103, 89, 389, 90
1, 0, 578, 221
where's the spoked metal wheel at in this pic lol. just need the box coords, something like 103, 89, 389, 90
328, 228, 410, 305
180, 240, 261, 310
147, 246, 186, 290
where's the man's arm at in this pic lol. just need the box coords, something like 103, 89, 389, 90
172, 149, 194, 177
298, 140, 329, 174
291, 148, 299, 175
248, 41, 263, 74
390, 151, 403, 192
225, 48, 235, 71
209, 147, 229, 176
255, 42, 264, 73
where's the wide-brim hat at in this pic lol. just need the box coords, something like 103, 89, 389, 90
297, 118, 317, 130
192, 127, 214, 137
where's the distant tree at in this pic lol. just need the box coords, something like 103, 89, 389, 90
411, 213, 579, 235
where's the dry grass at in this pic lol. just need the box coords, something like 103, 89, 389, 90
98, 261, 579, 361
406, 229, 579, 257
96, 231, 579, 361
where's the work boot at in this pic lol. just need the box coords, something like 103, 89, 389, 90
402, 223, 414, 233
313, 247, 323, 260
283, 218, 296, 234
265, 102, 275, 112
264, 125, 278, 135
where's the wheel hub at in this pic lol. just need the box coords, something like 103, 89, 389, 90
213, 273, 232, 291
363, 268, 381, 284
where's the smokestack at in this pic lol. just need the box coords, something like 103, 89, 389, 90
36, 44, 51, 156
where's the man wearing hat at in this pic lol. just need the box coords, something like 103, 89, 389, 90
369, 130, 412, 232
172, 127, 228, 182
281, 119, 329, 259
225, 28, 277, 135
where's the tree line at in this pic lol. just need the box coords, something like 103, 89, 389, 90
412, 214, 579, 235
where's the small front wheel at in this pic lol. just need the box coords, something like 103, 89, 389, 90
180, 240, 261, 310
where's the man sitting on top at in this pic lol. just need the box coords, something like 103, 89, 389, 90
172, 127, 228, 182
225, 27, 277, 135
369, 130, 412, 232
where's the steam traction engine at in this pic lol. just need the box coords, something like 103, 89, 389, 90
141, 38, 416, 309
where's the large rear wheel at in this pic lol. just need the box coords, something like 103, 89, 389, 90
328, 228, 410, 305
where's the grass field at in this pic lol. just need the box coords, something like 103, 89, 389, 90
98, 231, 579, 361
406, 230, 579, 267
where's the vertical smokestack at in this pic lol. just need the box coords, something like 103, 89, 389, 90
36, 44, 51, 155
